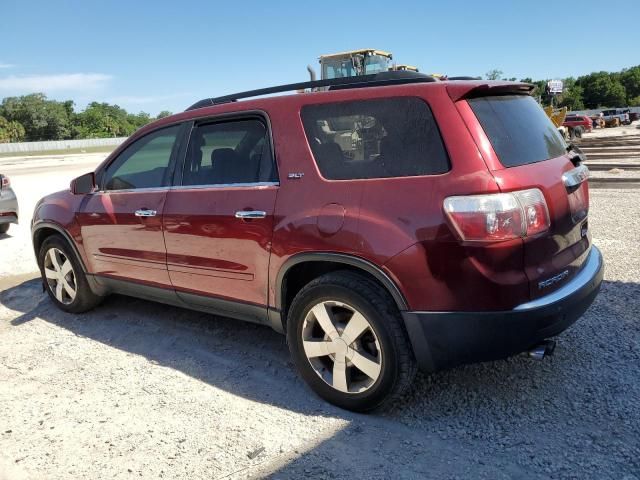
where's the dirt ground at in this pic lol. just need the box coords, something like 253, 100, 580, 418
583, 119, 640, 138
1, 140, 639, 479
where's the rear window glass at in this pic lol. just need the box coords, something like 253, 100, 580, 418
469, 95, 567, 167
301, 97, 450, 180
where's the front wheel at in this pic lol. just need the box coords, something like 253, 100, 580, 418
38, 235, 104, 313
287, 271, 416, 412
0, 223, 9, 235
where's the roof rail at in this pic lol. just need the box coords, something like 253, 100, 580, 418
186, 71, 437, 111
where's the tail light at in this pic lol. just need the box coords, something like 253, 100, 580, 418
1, 176, 9, 188
444, 188, 550, 241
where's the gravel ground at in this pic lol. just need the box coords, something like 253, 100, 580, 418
0, 153, 105, 282
584, 120, 640, 138
1, 153, 639, 479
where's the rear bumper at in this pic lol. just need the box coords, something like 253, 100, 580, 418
402, 246, 604, 372
0, 214, 18, 224
0, 188, 19, 223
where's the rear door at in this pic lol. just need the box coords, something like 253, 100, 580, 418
77, 125, 182, 288
162, 116, 278, 322
464, 94, 590, 300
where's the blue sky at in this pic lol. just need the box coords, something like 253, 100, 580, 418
1, 0, 638, 115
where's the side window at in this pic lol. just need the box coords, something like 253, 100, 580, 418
182, 119, 277, 186
301, 97, 450, 180
103, 126, 180, 191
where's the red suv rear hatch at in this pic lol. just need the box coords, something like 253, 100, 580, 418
455, 88, 591, 301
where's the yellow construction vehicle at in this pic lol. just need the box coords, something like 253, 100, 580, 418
307, 49, 393, 81
389, 64, 448, 80
544, 105, 568, 128
391, 64, 419, 73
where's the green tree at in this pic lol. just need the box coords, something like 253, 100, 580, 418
557, 77, 584, 110
577, 72, 627, 108
0, 116, 26, 143
485, 69, 503, 80
127, 111, 152, 131
620, 65, 640, 104
156, 110, 172, 119
0, 93, 73, 141
73, 102, 138, 138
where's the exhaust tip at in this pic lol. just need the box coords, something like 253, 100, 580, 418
528, 340, 556, 360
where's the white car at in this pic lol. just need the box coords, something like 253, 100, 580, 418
0, 174, 19, 234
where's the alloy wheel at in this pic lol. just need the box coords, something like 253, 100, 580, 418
43, 247, 77, 305
301, 301, 382, 393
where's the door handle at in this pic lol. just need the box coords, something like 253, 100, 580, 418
135, 209, 157, 217
235, 210, 266, 219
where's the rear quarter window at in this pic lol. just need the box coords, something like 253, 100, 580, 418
469, 95, 567, 168
301, 97, 450, 180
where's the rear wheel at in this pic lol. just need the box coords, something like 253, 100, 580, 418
38, 235, 103, 313
574, 126, 583, 138
287, 271, 416, 412
0, 224, 9, 235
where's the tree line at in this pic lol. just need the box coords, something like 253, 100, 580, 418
486, 65, 640, 111
0, 93, 172, 143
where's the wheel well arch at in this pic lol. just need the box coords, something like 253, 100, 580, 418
275, 253, 408, 323
32, 223, 87, 272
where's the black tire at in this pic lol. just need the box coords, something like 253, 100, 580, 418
38, 235, 104, 313
0, 223, 9, 235
287, 270, 416, 412
574, 126, 583, 138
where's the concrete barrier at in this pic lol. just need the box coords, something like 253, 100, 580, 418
0, 137, 127, 154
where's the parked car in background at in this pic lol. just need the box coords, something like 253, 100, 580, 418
0, 174, 19, 234
562, 115, 592, 136
31, 73, 604, 411
601, 109, 631, 126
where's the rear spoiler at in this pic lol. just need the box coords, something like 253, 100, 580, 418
446, 81, 535, 102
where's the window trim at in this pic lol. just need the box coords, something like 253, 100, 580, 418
98, 123, 188, 192
175, 110, 279, 188
299, 96, 451, 182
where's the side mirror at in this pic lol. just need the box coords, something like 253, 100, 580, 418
70, 172, 96, 195
0, 174, 5, 191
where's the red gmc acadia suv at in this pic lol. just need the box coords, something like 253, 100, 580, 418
31, 73, 604, 411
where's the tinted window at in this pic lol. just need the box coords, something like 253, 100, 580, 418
183, 119, 276, 186
469, 95, 566, 168
103, 126, 180, 190
301, 97, 449, 180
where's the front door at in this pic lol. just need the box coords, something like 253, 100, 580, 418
162, 117, 278, 321
77, 125, 182, 287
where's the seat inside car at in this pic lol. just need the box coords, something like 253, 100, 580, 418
210, 148, 260, 184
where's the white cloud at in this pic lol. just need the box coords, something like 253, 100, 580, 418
0, 63, 15, 69
0, 73, 112, 92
